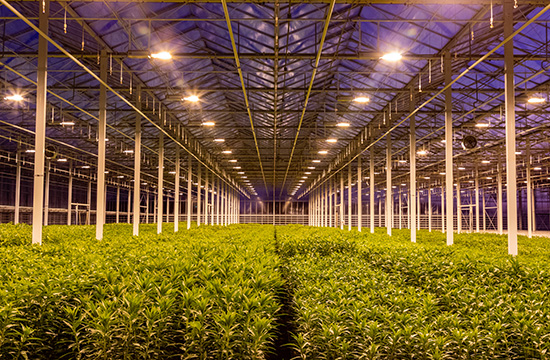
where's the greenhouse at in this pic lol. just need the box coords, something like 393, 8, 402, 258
0, 0, 550, 357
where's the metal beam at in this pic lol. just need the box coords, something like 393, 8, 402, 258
96, 48, 107, 240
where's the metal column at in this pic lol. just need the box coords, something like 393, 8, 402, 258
32, 0, 49, 244
157, 133, 164, 234
428, 184, 432, 232
96, 49, 108, 240
340, 172, 344, 229
145, 189, 149, 224
526, 141, 532, 238
348, 164, 352, 231
444, 52, 454, 245
410, 90, 417, 243
14, 151, 21, 225
211, 177, 215, 225
174, 147, 180, 232
127, 189, 132, 223
475, 165, 480, 232
204, 170, 209, 225
357, 159, 362, 232
43, 165, 50, 226
67, 163, 72, 225
133, 86, 141, 236
370, 148, 375, 233
187, 155, 192, 229
497, 159, 503, 235
197, 164, 201, 226
216, 177, 220, 225
116, 186, 120, 223
457, 179, 462, 234
386, 136, 392, 236
329, 177, 333, 227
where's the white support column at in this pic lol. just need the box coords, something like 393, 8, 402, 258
320, 184, 324, 227
116, 186, 120, 223
410, 89, 417, 243
216, 177, 221, 225
153, 190, 157, 224
96, 49, 107, 240
444, 51, 454, 245
348, 164, 352, 231
417, 190, 421, 230
340, 173, 344, 230
370, 148, 375, 233
357, 158, 362, 232
325, 182, 329, 227
475, 165, 480, 232
87, 180, 92, 225
67, 163, 73, 225
504, 0, 518, 255
428, 184, 432, 232
211, 176, 215, 225
386, 136, 392, 236
526, 141, 532, 238
32, 0, 49, 244
328, 178, 332, 227
43, 164, 50, 226
457, 179, 462, 234
174, 147, 180, 232
145, 189, 149, 224
157, 133, 164, 234
399, 188, 402, 229
497, 159, 503, 235
133, 85, 141, 236
197, 164, 202, 226
127, 188, 132, 223
187, 155, 192, 229
441, 185, 445, 233
14, 151, 21, 225
483, 187, 487, 231
204, 170, 209, 225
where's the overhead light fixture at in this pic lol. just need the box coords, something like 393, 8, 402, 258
222, 150, 232, 154
150, 51, 172, 60
326, 138, 338, 143
305, 172, 311, 175
4, 94, 24, 101
353, 97, 370, 103
458, 166, 466, 170
380, 52, 402, 61
424, 176, 430, 179
336, 122, 350, 127
57, 158, 68, 162
61, 121, 75, 126
25, 149, 35, 153
229, 159, 237, 163
486, 176, 493, 179
318, 150, 328, 155
81, 165, 90, 169
308, 167, 315, 170
515, 151, 522, 155
233, 166, 241, 169
475, 123, 490, 128
401, 183, 407, 186
123, 149, 134, 154
238, 171, 245, 174
169, 171, 176, 174
214, 138, 225, 142
398, 159, 407, 163
202, 121, 215, 126
441, 139, 446, 143
481, 160, 491, 164
312, 160, 321, 163
302, 176, 308, 179
417, 149, 428, 155
534, 167, 542, 170
183, 95, 200, 102
439, 172, 446, 175
527, 96, 545, 104
117, 175, 124, 178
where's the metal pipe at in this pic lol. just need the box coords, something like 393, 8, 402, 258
95, 49, 107, 240
157, 133, 164, 234
133, 85, 141, 236
444, 52, 454, 245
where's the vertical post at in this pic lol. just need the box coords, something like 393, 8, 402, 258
358, 158, 362, 232
441, 185, 445, 232
197, 164, 201, 226
410, 89, 417, 243
133, 86, 141, 236
320, 184, 324, 227
386, 136, 392, 236
145, 189, 149, 224
328, 177, 333, 227
14, 151, 21, 225
204, 170, 209, 225
457, 178, 462, 234
340, 172, 344, 229
526, 141, 532, 238
217, 177, 221, 225
67, 163, 73, 225
187, 155, 192, 229
116, 185, 120, 223
96, 49, 108, 240
32, 0, 49, 244
428, 184, 432, 232
504, 0, 517, 254
370, 148, 375, 233
87, 179, 92, 225
444, 51, 454, 245
497, 158, 503, 235
399, 187, 402, 229
43, 164, 50, 226
127, 188, 132, 223
157, 133, 164, 234
475, 165, 480, 232
211, 176, 215, 225
348, 164, 352, 231
174, 147, 180, 232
